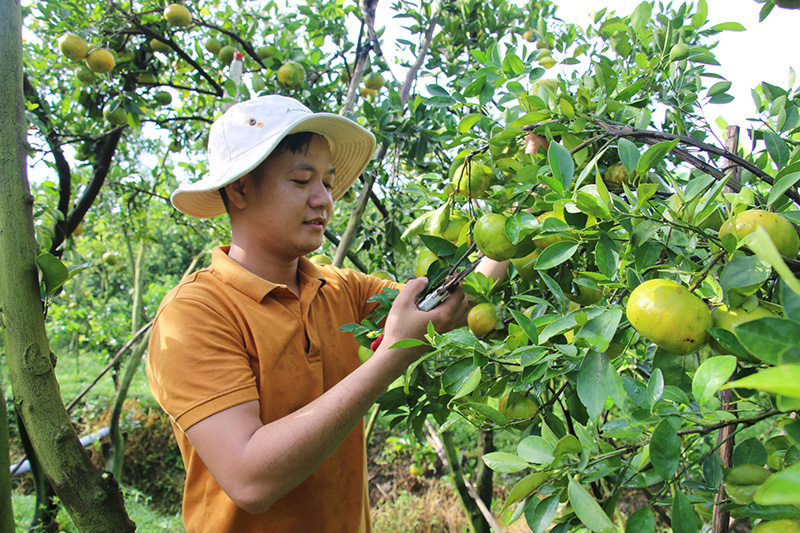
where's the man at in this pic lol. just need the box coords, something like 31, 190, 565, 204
147, 95, 500, 532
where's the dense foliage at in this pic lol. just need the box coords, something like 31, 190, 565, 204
4, 0, 800, 531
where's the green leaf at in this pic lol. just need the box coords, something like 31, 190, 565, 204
502, 52, 525, 77
732, 438, 768, 467
618, 138, 640, 173
482, 452, 529, 473
707, 81, 732, 97
36, 252, 69, 295
510, 309, 539, 345
457, 113, 483, 133
781, 280, 800, 322
747, 226, 800, 297
535, 241, 579, 270
719, 255, 772, 295
692, 356, 737, 406
636, 139, 679, 175
650, 419, 680, 481
526, 494, 559, 533
692, 0, 708, 27
735, 318, 800, 365
725, 365, 800, 399
769, 172, 800, 206
595, 231, 620, 279
553, 434, 582, 457
710, 21, 746, 31
576, 309, 623, 352
765, 130, 791, 169
442, 359, 479, 395
577, 350, 608, 418
568, 479, 615, 532
501, 472, 551, 513
548, 142, 575, 192
518, 436, 555, 465
671, 489, 699, 533
388, 339, 428, 349
754, 462, 800, 506
625, 506, 655, 533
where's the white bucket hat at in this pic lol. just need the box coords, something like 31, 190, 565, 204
171, 95, 376, 218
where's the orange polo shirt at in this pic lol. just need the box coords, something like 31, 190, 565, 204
146, 246, 400, 533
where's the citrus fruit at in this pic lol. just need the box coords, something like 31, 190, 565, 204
86, 49, 115, 73
522, 30, 535, 42
415, 249, 439, 278
168, 141, 182, 153
474, 213, 519, 261
149, 38, 172, 55
723, 464, 772, 505
451, 160, 492, 198
340, 187, 357, 203
565, 276, 604, 306
153, 91, 172, 106
752, 520, 800, 533
358, 345, 373, 363
163, 3, 191, 27
626, 278, 712, 355
524, 133, 549, 156
710, 303, 776, 357
468, 303, 500, 338
308, 254, 332, 265
217, 45, 235, 66
533, 211, 568, 250
277, 62, 306, 87
256, 45, 275, 59
499, 393, 540, 429
73, 222, 84, 237
719, 209, 800, 258
538, 55, 556, 68
360, 87, 377, 99
408, 464, 425, 476
137, 72, 158, 84
76, 66, 96, 85
603, 162, 631, 189
363, 72, 385, 90
58, 33, 89, 61
102, 252, 119, 266
205, 38, 222, 54
438, 211, 469, 243
511, 248, 541, 283
103, 103, 127, 126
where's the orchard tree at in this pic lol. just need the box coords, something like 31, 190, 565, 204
2, 0, 800, 531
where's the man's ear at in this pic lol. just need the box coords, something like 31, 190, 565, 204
224, 177, 250, 211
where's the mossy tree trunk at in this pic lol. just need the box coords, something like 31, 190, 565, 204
0, 381, 14, 533
0, 0, 135, 530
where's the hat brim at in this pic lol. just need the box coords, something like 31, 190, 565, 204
171, 113, 375, 219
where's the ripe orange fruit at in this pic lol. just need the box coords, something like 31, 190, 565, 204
277, 62, 306, 88
719, 209, 800, 258
217, 45, 235, 65
710, 303, 776, 358
451, 160, 492, 198
163, 3, 191, 27
474, 213, 519, 261
363, 72, 385, 90
533, 211, 568, 250
58, 33, 89, 61
86, 49, 115, 73
468, 302, 500, 338
150, 38, 172, 55
626, 279, 712, 355
205, 38, 222, 54
498, 393, 540, 429
511, 248, 541, 283
103, 103, 127, 126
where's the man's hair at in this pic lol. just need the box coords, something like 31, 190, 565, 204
219, 131, 317, 212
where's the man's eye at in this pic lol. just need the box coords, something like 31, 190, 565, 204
324, 183, 333, 190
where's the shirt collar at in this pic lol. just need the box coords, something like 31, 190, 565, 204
211, 246, 327, 302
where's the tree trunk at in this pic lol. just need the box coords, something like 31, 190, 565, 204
0, 1, 135, 530
0, 381, 14, 533
475, 430, 495, 523
440, 431, 488, 533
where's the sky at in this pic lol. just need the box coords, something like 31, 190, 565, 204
374, 0, 800, 134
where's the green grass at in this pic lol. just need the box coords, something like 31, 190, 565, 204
12, 486, 185, 532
